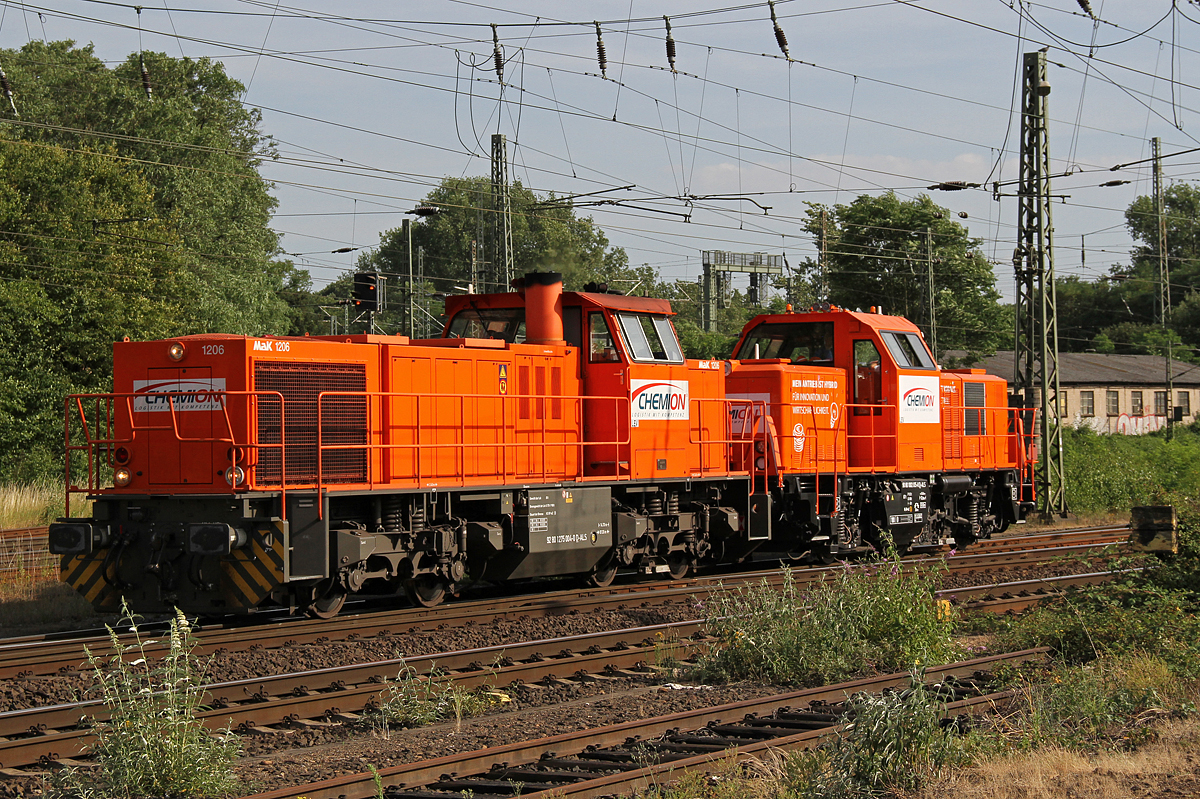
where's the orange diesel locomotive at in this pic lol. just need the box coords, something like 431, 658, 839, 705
50, 272, 1035, 616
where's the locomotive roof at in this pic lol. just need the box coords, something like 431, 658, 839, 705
738, 307, 923, 336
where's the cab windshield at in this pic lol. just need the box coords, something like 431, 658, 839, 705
735, 322, 835, 364
445, 308, 526, 343
614, 313, 685, 363
881, 331, 936, 369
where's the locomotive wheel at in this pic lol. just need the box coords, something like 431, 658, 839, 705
405, 575, 447, 608
307, 580, 347, 619
666, 552, 692, 580
584, 554, 619, 588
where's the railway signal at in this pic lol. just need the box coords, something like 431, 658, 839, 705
353, 271, 381, 312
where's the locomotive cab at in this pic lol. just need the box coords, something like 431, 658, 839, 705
730, 306, 1033, 554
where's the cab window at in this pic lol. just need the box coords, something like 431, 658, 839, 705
853, 339, 883, 415
446, 308, 525, 343
615, 313, 684, 364
881, 331, 936, 369
589, 312, 620, 363
735, 322, 835, 363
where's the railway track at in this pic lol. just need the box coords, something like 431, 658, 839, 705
0, 524, 1129, 680
238, 647, 1049, 799
0, 568, 1127, 772
0, 526, 54, 580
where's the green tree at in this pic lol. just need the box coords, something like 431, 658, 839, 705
1, 40, 292, 334
1054, 275, 1131, 352
0, 132, 190, 478
1091, 322, 1193, 362
356, 177, 646, 331
799, 193, 1008, 359
1126, 182, 1200, 317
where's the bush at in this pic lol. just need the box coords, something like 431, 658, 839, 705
52, 602, 240, 799
995, 653, 1193, 752
699, 555, 959, 685
783, 676, 966, 798
1062, 422, 1200, 515
997, 506, 1200, 678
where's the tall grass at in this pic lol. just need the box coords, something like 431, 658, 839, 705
699, 555, 959, 686
0, 479, 68, 529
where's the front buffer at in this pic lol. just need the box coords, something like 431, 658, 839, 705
50, 494, 287, 614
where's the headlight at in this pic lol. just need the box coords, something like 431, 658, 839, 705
224, 466, 246, 486
114, 467, 132, 487
113, 446, 131, 465
167, 342, 186, 361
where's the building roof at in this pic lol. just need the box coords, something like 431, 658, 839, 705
959, 351, 1200, 387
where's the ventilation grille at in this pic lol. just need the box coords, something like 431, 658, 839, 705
255, 362, 367, 485
965, 382, 987, 437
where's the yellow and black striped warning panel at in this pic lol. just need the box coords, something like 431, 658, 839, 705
60, 552, 121, 611
220, 520, 286, 610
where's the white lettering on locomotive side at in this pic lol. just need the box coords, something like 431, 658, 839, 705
630, 379, 690, 421
792, 377, 839, 390
132, 379, 227, 413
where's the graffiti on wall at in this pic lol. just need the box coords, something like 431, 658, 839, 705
1075, 414, 1167, 435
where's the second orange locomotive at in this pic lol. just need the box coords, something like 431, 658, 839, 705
51, 272, 1035, 616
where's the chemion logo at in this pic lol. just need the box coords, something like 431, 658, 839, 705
631, 379, 690, 421
132, 379, 227, 413
903, 387, 936, 407
898, 376, 940, 424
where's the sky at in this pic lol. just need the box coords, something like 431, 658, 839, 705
0, 0, 1196, 305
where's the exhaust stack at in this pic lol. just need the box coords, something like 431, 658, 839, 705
523, 271, 565, 345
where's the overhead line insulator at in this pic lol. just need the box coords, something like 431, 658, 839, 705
491, 24, 504, 84
140, 55, 153, 101
595, 22, 607, 79
769, 0, 789, 60
664, 17, 677, 73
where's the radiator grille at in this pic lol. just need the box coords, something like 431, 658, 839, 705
965, 382, 987, 436
255, 362, 367, 485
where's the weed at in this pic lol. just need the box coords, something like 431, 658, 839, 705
367, 764, 384, 799
1000, 576, 1200, 678
653, 629, 683, 671
784, 675, 966, 798
631, 754, 774, 798
370, 663, 494, 735
50, 601, 240, 799
700, 554, 959, 685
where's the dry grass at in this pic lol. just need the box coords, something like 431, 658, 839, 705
0, 479, 67, 529
918, 719, 1200, 799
